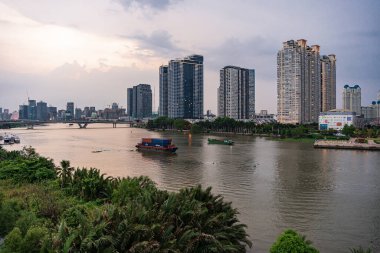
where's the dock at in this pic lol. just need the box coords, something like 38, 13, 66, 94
314, 139, 380, 151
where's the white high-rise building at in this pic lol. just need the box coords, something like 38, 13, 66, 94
342, 85, 361, 115
218, 66, 255, 119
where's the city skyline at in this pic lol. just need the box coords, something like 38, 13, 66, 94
0, 0, 379, 113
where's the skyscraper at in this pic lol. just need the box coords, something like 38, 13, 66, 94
277, 39, 334, 124
66, 102, 74, 120
128, 84, 152, 119
218, 66, 255, 119
19, 105, 28, 120
163, 55, 203, 119
343, 85, 361, 115
28, 100, 37, 120
321, 54, 337, 112
127, 88, 134, 117
159, 65, 169, 117
36, 101, 48, 121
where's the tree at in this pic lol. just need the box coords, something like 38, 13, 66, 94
57, 160, 74, 188
270, 229, 319, 253
342, 124, 356, 137
350, 246, 372, 253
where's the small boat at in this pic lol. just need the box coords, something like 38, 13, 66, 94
3, 134, 14, 144
13, 136, 20, 144
3, 135, 10, 144
208, 138, 234, 145
136, 138, 178, 153
69, 123, 74, 126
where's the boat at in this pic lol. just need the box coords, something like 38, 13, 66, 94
3, 134, 14, 144
69, 123, 74, 126
13, 136, 20, 143
208, 138, 234, 145
136, 138, 178, 153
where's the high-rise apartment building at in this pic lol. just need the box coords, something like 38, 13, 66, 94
28, 100, 37, 120
159, 65, 169, 117
160, 55, 203, 119
277, 39, 335, 124
127, 88, 133, 117
127, 84, 152, 119
48, 106, 57, 121
19, 105, 28, 120
66, 102, 74, 120
343, 85, 361, 115
218, 66, 255, 119
36, 101, 48, 121
321, 55, 337, 112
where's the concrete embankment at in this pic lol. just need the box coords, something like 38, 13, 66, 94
314, 139, 380, 151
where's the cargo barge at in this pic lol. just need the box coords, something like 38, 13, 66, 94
136, 138, 178, 153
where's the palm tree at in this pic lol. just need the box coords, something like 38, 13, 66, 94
57, 160, 74, 188
350, 247, 372, 253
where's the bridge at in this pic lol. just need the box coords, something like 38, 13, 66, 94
0, 119, 143, 129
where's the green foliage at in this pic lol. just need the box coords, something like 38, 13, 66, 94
173, 119, 191, 130
0, 147, 253, 252
3, 227, 23, 252
0, 199, 22, 237
0, 147, 56, 183
69, 167, 116, 201
190, 124, 202, 134
270, 229, 319, 253
342, 124, 356, 137
349, 246, 372, 253
21, 226, 50, 253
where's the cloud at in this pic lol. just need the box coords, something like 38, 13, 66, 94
117, 0, 180, 11
205, 36, 277, 77
125, 30, 185, 57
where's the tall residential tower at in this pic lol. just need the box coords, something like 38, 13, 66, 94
277, 39, 336, 124
321, 54, 337, 112
343, 85, 361, 115
159, 65, 169, 117
218, 66, 255, 119
160, 55, 204, 119
127, 84, 152, 119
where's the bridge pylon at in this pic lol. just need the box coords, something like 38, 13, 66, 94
78, 123, 88, 129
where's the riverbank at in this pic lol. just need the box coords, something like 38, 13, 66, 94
314, 138, 380, 151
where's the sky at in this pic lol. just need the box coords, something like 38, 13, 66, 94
0, 0, 379, 113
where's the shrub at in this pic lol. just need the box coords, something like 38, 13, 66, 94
270, 229, 319, 253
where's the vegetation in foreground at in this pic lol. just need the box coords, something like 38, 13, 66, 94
0, 146, 374, 252
0, 146, 251, 252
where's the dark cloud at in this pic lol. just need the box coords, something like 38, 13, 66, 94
205, 36, 278, 78
117, 0, 180, 11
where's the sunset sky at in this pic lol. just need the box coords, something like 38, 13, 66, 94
0, 0, 379, 113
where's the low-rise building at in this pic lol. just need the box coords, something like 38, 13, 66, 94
319, 109, 357, 131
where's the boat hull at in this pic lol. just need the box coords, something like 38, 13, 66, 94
208, 138, 234, 145
135, 144, 178, 153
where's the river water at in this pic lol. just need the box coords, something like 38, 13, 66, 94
2, 124, 380, 252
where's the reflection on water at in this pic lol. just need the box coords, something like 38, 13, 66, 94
2, 124, 380, 252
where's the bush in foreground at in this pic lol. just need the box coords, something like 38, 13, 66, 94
270, 229, 319, 253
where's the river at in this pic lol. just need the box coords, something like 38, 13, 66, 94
2, 124, 380, 252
